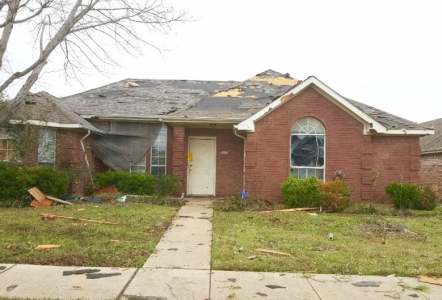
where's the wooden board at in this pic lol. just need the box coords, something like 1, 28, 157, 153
46, 195, 73, 205
418, 276, 442, 286
255, 248, 291, 256
39, 214, 118, 225
35, 244, 61, 250
261, 207, 319, 213
28, 187, 46, 202
31, 198, 52, 207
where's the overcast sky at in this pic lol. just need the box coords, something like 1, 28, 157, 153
4, 0, 442, 123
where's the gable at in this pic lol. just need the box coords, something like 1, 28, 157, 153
236, 76, 433, 136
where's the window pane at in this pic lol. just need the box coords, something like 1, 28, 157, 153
38, 129, 56, 166
298, 168, 307, 179
151, 166, 165, 176
315, 169, 324, 180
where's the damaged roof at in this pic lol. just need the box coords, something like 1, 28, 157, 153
62, 78, 239, 117
345, 98, 429, 131
419, 118, 442, 153
0, 92, 104, 134
62, 69, 428, 134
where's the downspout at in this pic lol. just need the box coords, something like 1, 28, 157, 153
80, 130, 94, 184
233, 128, 246, 189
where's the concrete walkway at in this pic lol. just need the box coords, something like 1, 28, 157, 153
1, 198, 442, 299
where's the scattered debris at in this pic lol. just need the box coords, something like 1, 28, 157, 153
256, 292, 268, 297
179, 215, 194, 218
71, 286, 82, 290
418, 276, 442, 286
63, 269, 101, 276
81, 197, 103, 204
168, 248, 178, 251
0, 266, 6, 270
351, 281, 380, 287
328, 233, 334, 241
39, 214, 118, 225
35, 244, 61, 250
260, 207, 318, 213
228, 278, 237, 283
387, 274, 396, 277
225, 293, 239, 300
77, 208, 86, 211
121, 296, 167, 300
256, 248, 291, 256
41, 214, 55, 220
408, 294, 419, 298
154, 221, 170, 229
265, 284, 286, 289
86, 272, 121, 279
28, 187, 73, 206
247, 255, 257, 260
110, 239, 119, 243
117, 195, 127, 203
125, 81, 140, 88
6, 285, 17, 292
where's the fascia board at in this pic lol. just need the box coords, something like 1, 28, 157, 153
383, 129, 434, 136
236, 76, 387, 134
163, 117, 243, 124
10, 119, 83, 129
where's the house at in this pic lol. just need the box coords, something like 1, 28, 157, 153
0, 70, 433, 201
0, 92, 105, 195
420, 118, 442, 191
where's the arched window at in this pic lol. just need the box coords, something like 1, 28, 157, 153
291, 117, 325, 179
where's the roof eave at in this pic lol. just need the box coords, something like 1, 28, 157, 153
383, 129, 435, 136
163, 116, 243, 124
9, 119, 104, 134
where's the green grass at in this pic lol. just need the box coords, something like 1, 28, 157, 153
212, 205, 442, 277
0, 203, 178, 268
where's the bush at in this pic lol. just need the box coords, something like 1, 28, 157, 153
385, 182, 437, 210
385, 182, 420, 209
319, 179, 351, 212
280, 175, 321, 207
94, 171, 181, 196
417, 185, 438, 210
0, 162, 69, 207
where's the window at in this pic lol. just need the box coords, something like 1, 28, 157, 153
130, 154, 146, 174
150, 125, 167, 176
0, 139, 13, 161
291, 117, 325, 179
38, 128, 56, 167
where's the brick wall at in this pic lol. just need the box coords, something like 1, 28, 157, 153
421, 153, 442, 194
243, 86, 421, 202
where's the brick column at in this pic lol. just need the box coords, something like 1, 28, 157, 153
172, 125, 185, 181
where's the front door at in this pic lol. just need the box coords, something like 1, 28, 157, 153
187, 137, 216, 196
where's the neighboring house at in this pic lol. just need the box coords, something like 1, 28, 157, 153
0, 70, 433, 201
420, 118, 442, 191
0, 92, 105, 195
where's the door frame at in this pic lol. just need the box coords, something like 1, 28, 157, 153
187, 136, 217, 196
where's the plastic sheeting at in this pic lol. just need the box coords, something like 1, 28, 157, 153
291, 135, 324, 167
91, 122, 162, 171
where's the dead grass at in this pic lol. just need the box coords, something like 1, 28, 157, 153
0, 203, 178, 268
212, 206, 442, 277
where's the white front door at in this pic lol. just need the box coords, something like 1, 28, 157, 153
187, 137, 216, 196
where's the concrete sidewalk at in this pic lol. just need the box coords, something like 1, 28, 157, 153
1, 198, 442, 299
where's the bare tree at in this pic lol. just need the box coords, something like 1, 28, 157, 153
0, 0, 188, 99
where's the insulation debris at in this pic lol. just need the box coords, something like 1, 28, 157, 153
212, 88, 256, 98
249, 76, 298, 86
125, 81, 140, 88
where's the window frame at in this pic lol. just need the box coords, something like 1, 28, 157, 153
150, 125, 167, 176
38, 128, 56, 167
290, 117, 325, 180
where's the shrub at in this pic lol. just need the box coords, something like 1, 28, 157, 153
319, 179, 351, 212
0, 162, 69, 207
280, 175, 321, 207
94, 171, 181, 196
385, 182, 437, 210
417, 185, 438, 210
155, 174, 182, 196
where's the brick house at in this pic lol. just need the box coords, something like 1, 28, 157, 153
1, 70, 433, 201
420, 118, 442, 192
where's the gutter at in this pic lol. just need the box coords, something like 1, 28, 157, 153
80, 130, 94, 184
233, 128, 247, 190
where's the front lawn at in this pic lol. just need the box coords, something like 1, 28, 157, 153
212, 205, 442, 277
0, 203, 178, 268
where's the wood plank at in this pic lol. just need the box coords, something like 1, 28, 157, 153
35, 244, 61, 250
255, 248, 291, 256
27, 187, 46, 202
261, 207, 319, 213
39, 214, 118, 225
418, 276, 442, 286
46, 195, 73, 205
31, 198, 52, 207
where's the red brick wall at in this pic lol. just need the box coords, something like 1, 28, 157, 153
244, 87, 421, 202
421, 153, 442, 195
